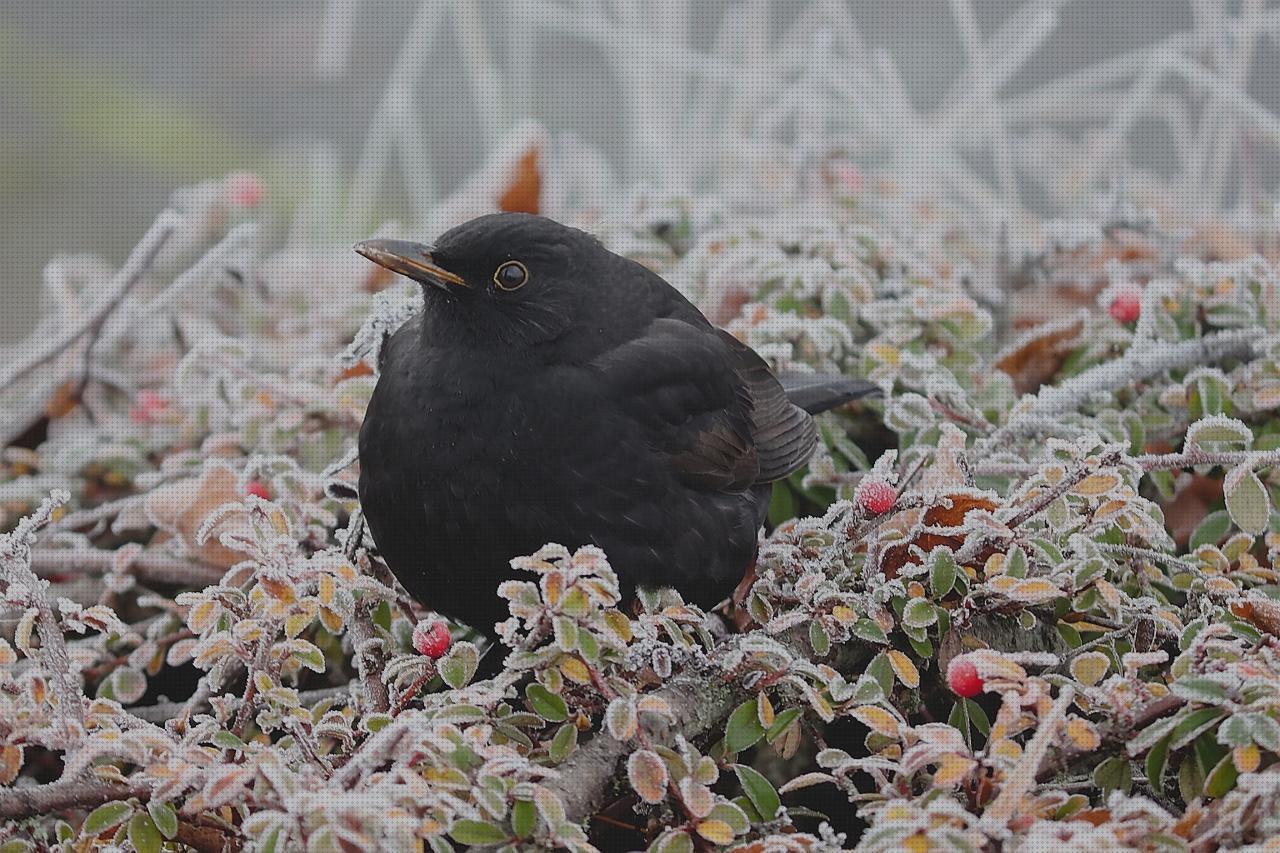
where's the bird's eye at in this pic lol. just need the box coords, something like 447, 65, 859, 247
494, 260, 528, 291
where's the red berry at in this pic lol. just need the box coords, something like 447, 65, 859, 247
1108, 287, 1141, 324
224, 172, 265, 208
129, 389, 169, 424
245, 481, 271, 500
947, 656, 984, 698
833, 161, 863, 193
856, 478, 897, 515
413, 620, 451, 659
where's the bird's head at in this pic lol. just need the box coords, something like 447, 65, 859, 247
354, 213, 607, 348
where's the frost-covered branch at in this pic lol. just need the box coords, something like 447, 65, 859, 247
0, 492, 87, 739
0, 211, 182, 392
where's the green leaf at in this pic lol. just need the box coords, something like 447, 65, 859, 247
1092, 756, 1132, 795
733, 764, 781, 821
809, 620, 830, 657
363, 713, 392, 733
902, 598, 938, 629
1171, 677, 1228, 704
213, 730, 245, 751
851, 619, 888, 644
1171, 708, 1227, 750
1225, 465, 1271, 536
1029, 537, 1063, 565
439, 641, 480, 689
525, 683, 569, 722
1146, 734, 1172, 795
965, 699, 991, 737
511, 800, 536, 839
1129, 714, 1180, 753
733, 795, 764, 824
765, 708, 802, 743
127, 814, 162, 853
948, 700, 970, 747
768, 482, 797, 527
1178, 754, 1205, 803
549, 722, 578, 763
1216, 714, 1253, 748
146, 802, 178, 840
867, 653, 894, 695
449, 819, 509, 846
1248, 713, 1280, 752
1190, 510, 1232, 549
906, 633, 934, 659
82, 802, 134, 836
709, 801, 751, 836
1204, 752, 1239, 798
291, 642, 326, 674
1186, 416, 1252, 449
930, 551, 957, 598
1005, 547, 1028, 579
649, 830, 695, 853
725, 698, 766, 754
373, 600, 393, 631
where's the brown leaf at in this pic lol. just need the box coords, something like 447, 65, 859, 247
144, 462, 252, 569
498, 146, 542, 214
0, 743, 23, 785
44, 379, 80, 419
1183, 221, 1251, 263
1230, 595, 1280, 638
333, 360, 374, 384
879, 494, 1001, 579
627, 749, 668, 804
995, 318, 1084, 395
1163, 474, 1224, 548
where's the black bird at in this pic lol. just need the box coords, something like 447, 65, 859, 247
354, 213, 878, 637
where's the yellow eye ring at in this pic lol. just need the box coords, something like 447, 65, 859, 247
494, 260, 529, 291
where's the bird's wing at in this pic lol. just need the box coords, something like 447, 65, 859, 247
715, 329, 818, 482
590, 319, 816, 492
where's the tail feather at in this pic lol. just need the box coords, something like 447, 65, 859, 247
779, 373, 881, 415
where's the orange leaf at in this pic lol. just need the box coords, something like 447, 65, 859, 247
0, 744, 22, 785
498, 147, 541, 214
995, 318, 1084, 395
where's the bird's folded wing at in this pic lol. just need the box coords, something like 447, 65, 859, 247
715, 329, 818, 482
590, 319, 816, 492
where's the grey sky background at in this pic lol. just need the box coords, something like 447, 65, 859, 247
1, 1, 1274, 343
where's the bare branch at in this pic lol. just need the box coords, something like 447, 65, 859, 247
0, 212, 182, 392
29, 548, 226, 588
0, 775, 150, 821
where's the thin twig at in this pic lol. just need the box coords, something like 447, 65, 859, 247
29, 548, 226, 588
1004, 450, 1123, 529
0, 212, 182, 392
131, 684, 349, 725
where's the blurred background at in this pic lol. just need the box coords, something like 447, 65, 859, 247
3, 0, 1279, 343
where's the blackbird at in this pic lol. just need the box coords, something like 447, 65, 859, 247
354, 213, 878, 637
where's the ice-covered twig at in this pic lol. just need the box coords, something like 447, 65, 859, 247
0, 492, 87, 738
28, 548, 226, 588
981, 329, 1262, 454
979, 686, 1074, 835
135, 222, 259, 320
0, 776, 151, 821
0, 211, 182, 393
